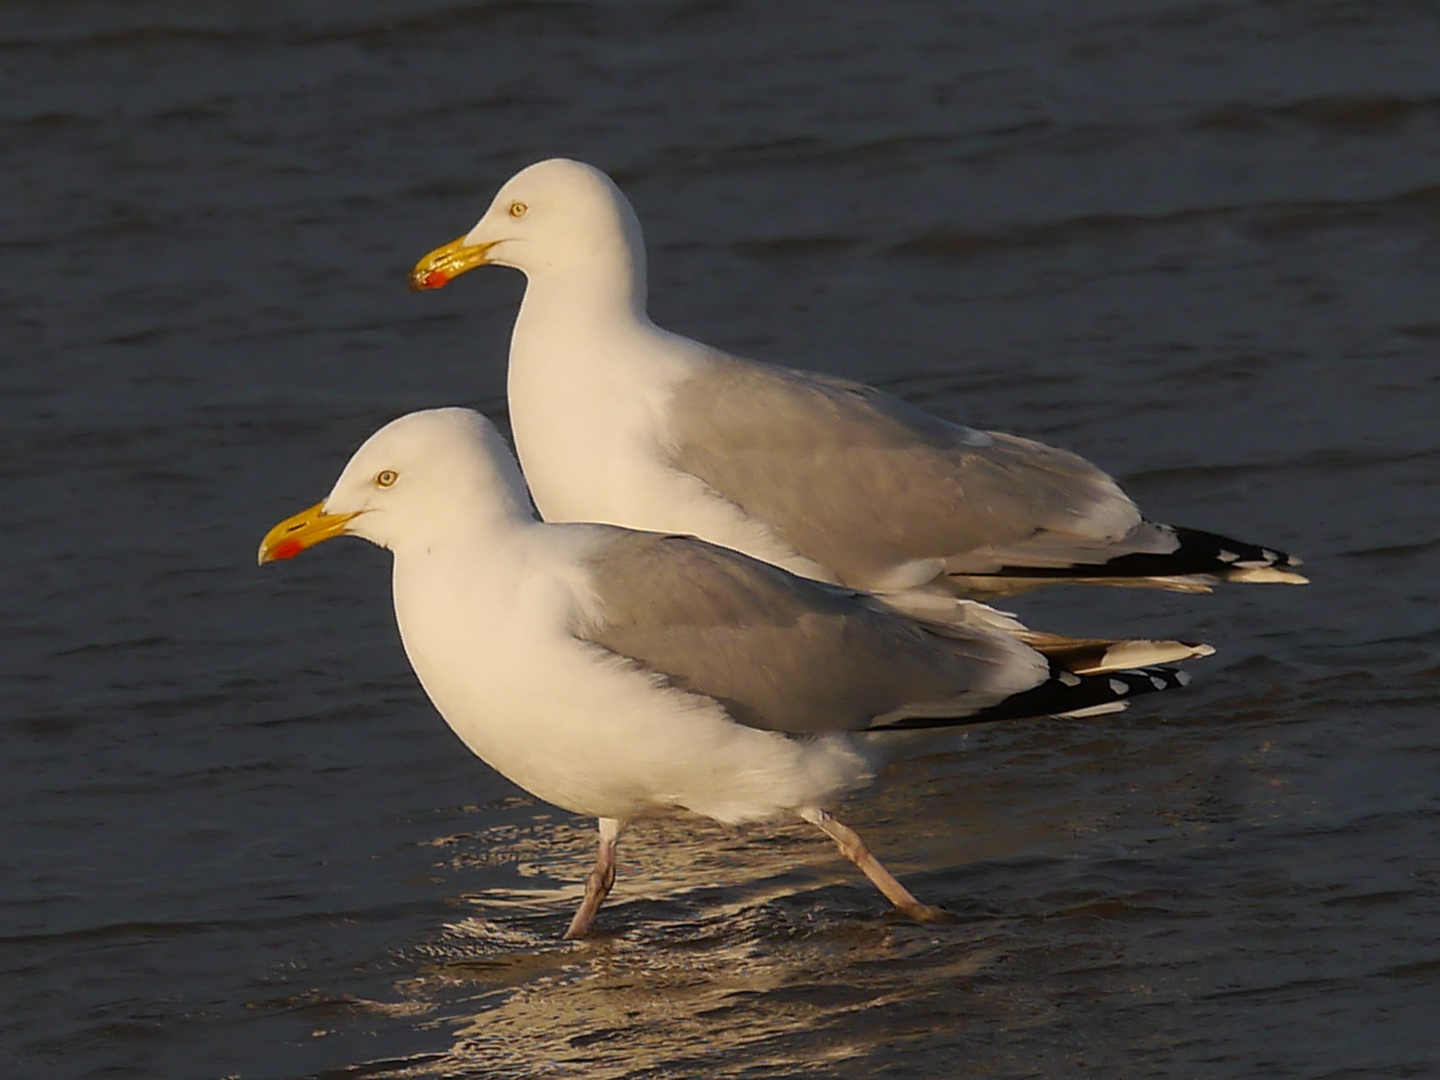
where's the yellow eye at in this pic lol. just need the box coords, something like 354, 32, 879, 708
508, 201, 528, 218
376, 469, 398, 488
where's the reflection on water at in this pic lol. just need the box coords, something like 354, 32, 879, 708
296, 715, 1362, 1079
350, 803, 1009, 1080
410, 915, 998, 1080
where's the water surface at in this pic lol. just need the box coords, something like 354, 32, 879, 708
2, 2, 1438, 1076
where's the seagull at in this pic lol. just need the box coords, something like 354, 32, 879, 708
259, 408, 1207, 938
409, 158, 1307, 609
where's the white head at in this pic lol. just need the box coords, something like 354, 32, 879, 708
258, 408, 537, 564
409, 159, 648, 311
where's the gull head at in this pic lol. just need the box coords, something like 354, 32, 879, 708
409, 158, 646, 293
258, 408, 535, 565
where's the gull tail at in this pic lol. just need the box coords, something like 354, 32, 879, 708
1016, 632, 1215, 675
1068, 525, 1309, 586
874, 593, 1215, 675
872, 664, 1193, 732
948, 524, 1308, 598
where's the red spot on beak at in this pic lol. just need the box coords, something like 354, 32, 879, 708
423, 270, 449, 289
270, 538, 305, 561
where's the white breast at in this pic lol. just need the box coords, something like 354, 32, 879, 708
389, 530, 871, 824
507, 311, 835, 581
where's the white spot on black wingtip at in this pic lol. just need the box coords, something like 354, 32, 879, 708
1176, 670, 1191, 687
1150, 675, 1168, 690
1262, 549, 1279, 563
1217, 549, 1240, 563
1109, 678, 1129, 695
1058, 671, 1082, 686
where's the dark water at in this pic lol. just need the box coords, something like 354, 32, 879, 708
3, 1, 1439, 1076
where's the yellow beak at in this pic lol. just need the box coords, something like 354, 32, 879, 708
409, 236, 498, 291
257, 502, 360, 566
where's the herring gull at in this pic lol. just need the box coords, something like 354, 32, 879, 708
259, 408, 1206, 937
409, 158, 1307, 607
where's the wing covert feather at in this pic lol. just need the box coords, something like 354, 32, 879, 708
578, 531, 1043, 734
666, 356, 1143, 588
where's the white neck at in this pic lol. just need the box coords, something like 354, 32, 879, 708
510, 257, 653, 360
503, 256, 708, 530
389, 514, 535, 676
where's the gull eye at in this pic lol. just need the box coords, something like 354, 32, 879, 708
375, 469, 398, 488
508, 201, 528, 218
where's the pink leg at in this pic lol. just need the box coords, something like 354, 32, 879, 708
801, 808, 949, 922
564, 817, 627, 940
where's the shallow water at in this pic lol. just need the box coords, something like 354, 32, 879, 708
2, 2, 1438, 1077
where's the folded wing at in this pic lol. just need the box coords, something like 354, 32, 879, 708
666, 356, 1304, 597
577, 531, 1205, 736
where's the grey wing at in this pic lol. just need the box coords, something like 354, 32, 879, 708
665, 356, 1167, 589
577, 530, 1046, 735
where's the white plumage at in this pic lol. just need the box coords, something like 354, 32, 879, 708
411, 157, 1307, 604
260, 408, 1204, 937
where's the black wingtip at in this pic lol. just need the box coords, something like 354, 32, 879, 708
875, 663, 1191, 732
983, 524, 1304, 582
